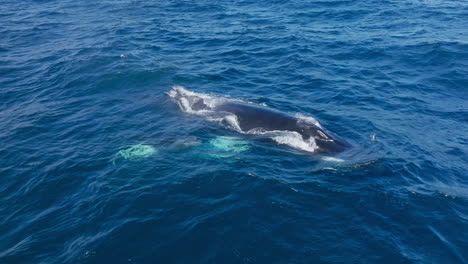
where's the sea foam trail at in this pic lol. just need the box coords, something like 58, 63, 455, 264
168, 86, 323, 153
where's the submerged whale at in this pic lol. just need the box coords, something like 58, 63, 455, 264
168, 86, 349, 153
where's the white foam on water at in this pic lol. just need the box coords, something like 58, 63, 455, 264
206, 114, 243, 133
223, 114, 242, 132
168, 85, 225, 114
270, 131, 319, 152
321, 156, 345, 163
295, 113, 322, 128
179, 97, 193, 113
243, 128, 319, 152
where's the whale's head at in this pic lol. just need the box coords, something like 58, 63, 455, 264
300, 124, 349, 153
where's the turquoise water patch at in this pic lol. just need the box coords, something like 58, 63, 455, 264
210, 136, 250, 152
117, 144, 157, 159
206, 136, 250, 159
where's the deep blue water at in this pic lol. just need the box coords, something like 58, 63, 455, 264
1, 0, 467, 263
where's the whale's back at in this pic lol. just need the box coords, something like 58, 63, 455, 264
169, 86, 349, 153
215, 102, 297, 132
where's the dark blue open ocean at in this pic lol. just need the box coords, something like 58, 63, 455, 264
1, 0, 467, 263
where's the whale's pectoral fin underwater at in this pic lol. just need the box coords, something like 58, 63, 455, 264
168, 86, 350, 153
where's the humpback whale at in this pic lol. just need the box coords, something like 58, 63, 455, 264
168, 86, 349, 153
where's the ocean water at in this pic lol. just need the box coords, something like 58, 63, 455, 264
1, 0, 467, 263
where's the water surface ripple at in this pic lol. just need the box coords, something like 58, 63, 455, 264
0, 0, 467, 263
